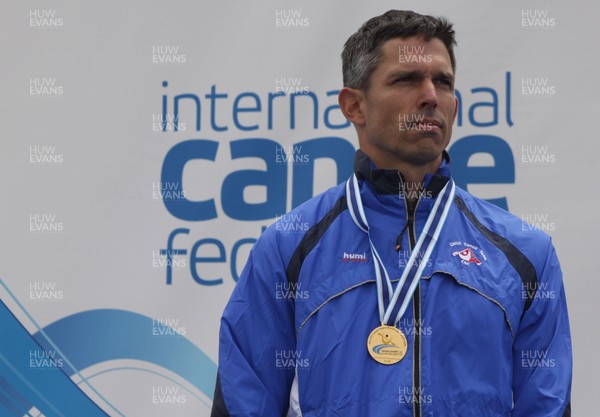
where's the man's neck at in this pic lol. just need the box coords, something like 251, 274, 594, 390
401, 171, 427, 212
368, 152, 443, 185
397, 164, 436, 185
363, 149, 443, 209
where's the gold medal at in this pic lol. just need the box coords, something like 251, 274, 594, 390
367, 324, 407, 365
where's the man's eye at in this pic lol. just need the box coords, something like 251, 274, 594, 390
435, 79, 453, 88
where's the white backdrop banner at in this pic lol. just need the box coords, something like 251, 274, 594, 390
1, 1, 598, 416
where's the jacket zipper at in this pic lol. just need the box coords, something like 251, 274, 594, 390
409, 208, 422, 417
399, 173, 422, 417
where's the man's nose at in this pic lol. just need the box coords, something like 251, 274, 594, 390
418, 79, 438, 109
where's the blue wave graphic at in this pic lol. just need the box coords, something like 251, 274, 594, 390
33, 309, 217, 399
0, 290, 217, 416
372, 344, 399, 354
0, 300, 110, 417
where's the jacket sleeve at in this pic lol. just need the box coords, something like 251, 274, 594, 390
512, 240, 572, 417
211, 231, 296, 417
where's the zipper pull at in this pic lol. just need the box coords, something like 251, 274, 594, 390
395, 213, 414, 251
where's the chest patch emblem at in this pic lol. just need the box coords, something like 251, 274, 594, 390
453, 248, 482, 265
450, 241, 487, 266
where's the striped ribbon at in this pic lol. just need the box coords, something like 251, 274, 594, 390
346, 174, 455, 325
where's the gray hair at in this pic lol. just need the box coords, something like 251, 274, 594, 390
342, 10, 457, 90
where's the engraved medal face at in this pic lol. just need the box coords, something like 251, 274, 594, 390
367, 325, 408, 365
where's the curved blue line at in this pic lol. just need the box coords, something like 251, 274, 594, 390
372, 344, 400, 354
32, 309, 217, 400
76, 366, 212, 409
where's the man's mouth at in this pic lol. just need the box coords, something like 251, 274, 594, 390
420, 118, 443, 129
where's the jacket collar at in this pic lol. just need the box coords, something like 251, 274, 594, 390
353, 149, 452, 197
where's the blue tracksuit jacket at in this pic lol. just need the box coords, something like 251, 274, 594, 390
212, 150, 572, 417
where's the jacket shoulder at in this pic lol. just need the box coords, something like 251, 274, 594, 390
453, 187, 553, 270
255, 183, 348, 266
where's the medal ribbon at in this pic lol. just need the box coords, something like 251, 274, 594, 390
346, 174, 455, 326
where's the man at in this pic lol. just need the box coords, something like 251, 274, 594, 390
212, 10, 572, 417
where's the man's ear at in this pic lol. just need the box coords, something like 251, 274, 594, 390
338, 87, 366, 127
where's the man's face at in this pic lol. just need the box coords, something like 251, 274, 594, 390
359, 36, 457, 167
